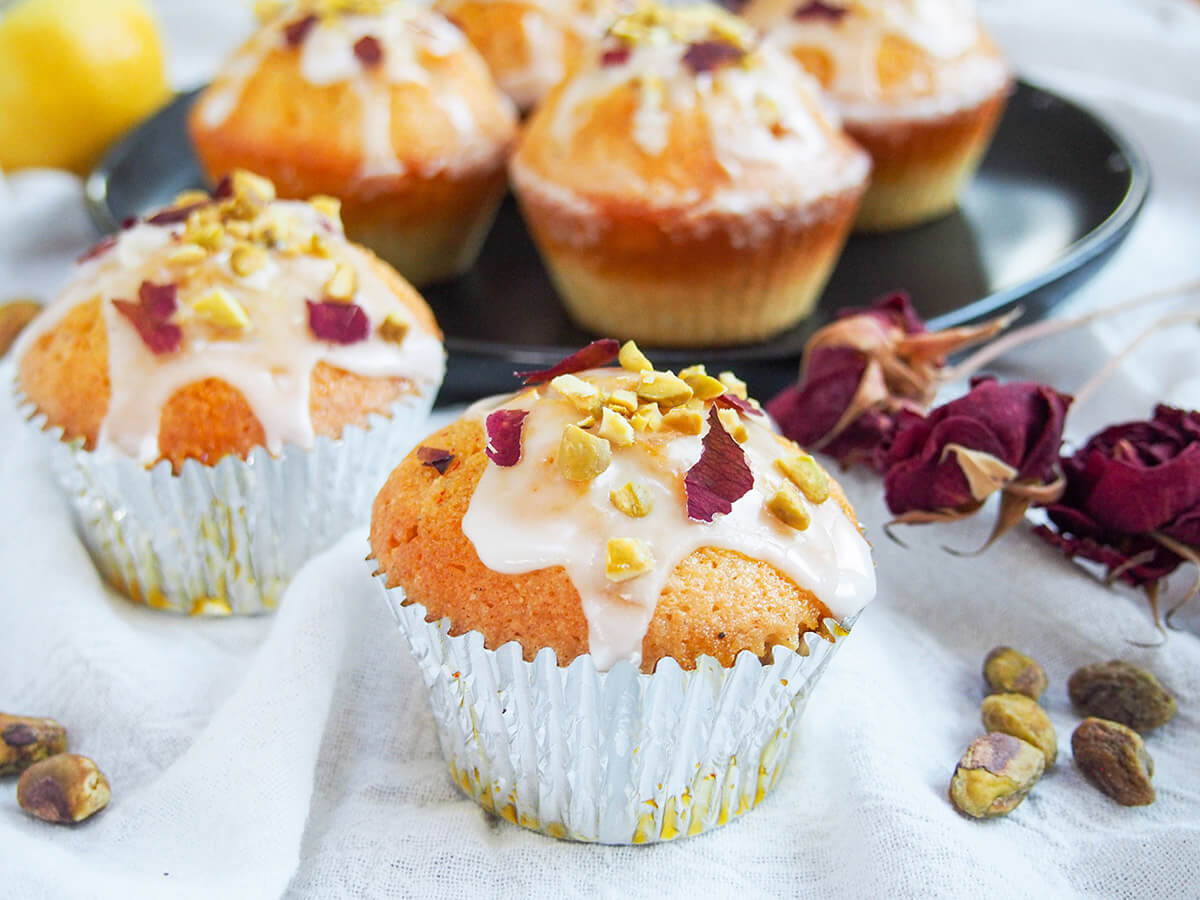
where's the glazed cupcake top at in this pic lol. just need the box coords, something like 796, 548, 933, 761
742, 0, 1009, 121
16, 171, 444, 466
196, 0, 517, 177
458, 341, 876, 670
512, 1, 870, 222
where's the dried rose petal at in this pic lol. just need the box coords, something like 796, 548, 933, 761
686, 407, 754, 522
307, 300, 369, 344
120, 216, 138, 230
283, 14, 317, 47
78, 235, 117, 264
600, 45, 631, 67
485, 409, 529, 467
714, 393, 764, 417
145, 202, 204, 227
793, 1, 849, 22
213, 175, 233, 199
682, 40, 746, 75
514, 339, 620, 385
112, 280, 181, 355
353, 35, 384, 66
417, 446, 455, 475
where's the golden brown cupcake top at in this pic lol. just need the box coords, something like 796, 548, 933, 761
741, 0, 1009, 120
16, 171, 444, 466
444, 341, 876, 670
510, 0, 870, 240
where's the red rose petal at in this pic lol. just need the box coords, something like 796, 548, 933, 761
417, 446, 456, 475
145, 202, 205, 226
601, 45, 631, 67
283, 14, 317, 47
307, 300, 370, 344
514, 339, 620, 384
353, 35, 384, 67
682, 41, 745, 75
485, 409, 528, 467
112, 280, 181, 355
213, 174, 234, 199
686, 407, 755, 522
78, 235, 117, 264
793, 1, 849, 22
715, 393, 764, 417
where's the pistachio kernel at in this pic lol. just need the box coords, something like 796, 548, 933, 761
186, 219, 223, 251
230, 244, 268, 277
662, 407, 704, 435
636, 371, 693, 408
324, 263, 358, 303
378, 314, 409, 345
683, 372, 726, 401
1071, 718, 1155, 806
767, 483, 811, 531
166, 244, 208, 266
981, 693, 1058, 767
17, 754, 111, 825
598, 406, 635, 447
173, 188, 211, 207
717, 407, 747, 443
775, 454, 830, 503
949, 732, 1045, 819
308, 234, 331, 258
605, 537, 655, 582
983, 647, 1048, 701
550, 373, 603, 414
678, 363, 706, 378
718, 370, 748, 399
230, 169, 276, 207
618, 339, 653, 372
606, 388, 639, 414
1067, 661, 1177, 733
192, 288, 251, 331
310, 194, 342, 222
610, 481, 653, 518
630, 402, 663, 432
558, 424, 612, 481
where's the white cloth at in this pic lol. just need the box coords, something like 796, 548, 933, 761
2, 0, 1199, 896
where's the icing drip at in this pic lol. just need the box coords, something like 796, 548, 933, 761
461, 372, 876, 670
198, 30, 277, 128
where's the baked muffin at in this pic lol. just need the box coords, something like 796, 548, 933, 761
741, 0, 1011, 231
370, 340, 876, 841
509, 1, 871, 347
436, 0, 623, 112
189, 0, 518, 286
16, 171, 445, 614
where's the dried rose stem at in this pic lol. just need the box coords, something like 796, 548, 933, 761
1072, 308, 1200, 409
942, 277, 1200, 383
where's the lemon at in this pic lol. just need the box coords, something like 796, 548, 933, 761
0, 0, 170, 174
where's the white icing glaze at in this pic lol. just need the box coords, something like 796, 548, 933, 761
460, 372, 876, 671
18, 200, 445, 466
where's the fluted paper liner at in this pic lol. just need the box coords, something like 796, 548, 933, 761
379, 579, 857, 844
22, 389, 435, 615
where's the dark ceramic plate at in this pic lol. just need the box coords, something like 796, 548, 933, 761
87, 80, 1148, 404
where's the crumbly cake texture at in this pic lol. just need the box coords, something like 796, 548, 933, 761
509, 1, 870, 345
371, 345, 875, 673
189, 0, 518, 284
18, 171, 444, 473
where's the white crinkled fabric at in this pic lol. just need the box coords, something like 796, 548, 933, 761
1, 0, 1198, 896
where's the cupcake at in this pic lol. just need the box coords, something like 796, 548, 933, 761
509, 1, 871, 348
188, 0, 518, 286
741, 0, 1011, 231
436, 0, 624, 112
369, 339, 876, 842
16, 171, 446, 615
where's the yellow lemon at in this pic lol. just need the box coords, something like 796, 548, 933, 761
0, 0, 170, 174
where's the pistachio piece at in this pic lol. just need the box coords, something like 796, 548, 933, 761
606, 538, 655, 582
678, 363, 706, 378
550, 373, 603, 415
631, 402, 663, 432
378, 314, 409, 345
166, 244, 208, 266
619, 339, 653, 372
636, 371, 693, 408
606, 388, 639, 414
949, 732, 1045, 819
230, 244, 268, 277
185, 218, 223, 251
310, 194, 342, 222
17, 754, 110, 824
192, 288, 251, 332
610, 481, 653, 518
767, 483, 811, 531
230, 169, 275, 208
716, 407, 747, 443
324, 262, 358, 303
1072, 718, 1155, 806
662, 407, 704, 435
775, 453, 830, 504
983, 647, 1048, 701
981, 693, 1057, 767
0, 714, 67, 776
717, 370, 748, 399
682, 371, 726, 401
1067, 661, 1177, 733
0, 299, 41, 358
598, 406, 635, 447
172, 189, 211, 207
558, 424, 611, 481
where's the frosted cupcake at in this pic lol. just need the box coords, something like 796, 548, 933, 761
509, 1, 871, 347
16, 171, 445, 614
189, 0, 518, 285
370, 340, 875, 841
741, 0, 1011, 231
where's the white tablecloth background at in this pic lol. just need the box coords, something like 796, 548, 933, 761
1, 1, 1198, 896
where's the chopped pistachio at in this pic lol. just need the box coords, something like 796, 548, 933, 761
550, 373, 602, 414
576, 415, 597, 429
558, 424, 612, 481
605, 538, 655, 582
598, 406, 635, 447
606, 388, 639, 414
307, 234, 330, 258
230, 244, 268, 277
224, 220, 253, 241
192, 287, 250, 331
324, 262, 358, 303
767, 483, 811, 531
310, 194, 342, 222
775, 454, 830, 504
231, 169, 275, 207
678, 363, 707, 379
185, 219, 223, 251
378, 314, 409, 345
717, 407, 747, 443
630, 402, 663, 432
166, 244, 208, 266
682, 371, 726, 401
636, 371, 693, 408
619, 340, 653, 372
173, 189, 210, 207
718, 370, 748, 399
610, 482, 653, 518
662, 407, 704, 435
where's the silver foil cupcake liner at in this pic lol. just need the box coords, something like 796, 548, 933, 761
379, 579, 856, 844
24, 390, 435, 615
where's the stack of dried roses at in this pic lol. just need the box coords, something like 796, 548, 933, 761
767, 293, 1200, 623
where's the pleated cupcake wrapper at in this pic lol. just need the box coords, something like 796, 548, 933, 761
22, 389, 435, 615
379, 580, 857, 844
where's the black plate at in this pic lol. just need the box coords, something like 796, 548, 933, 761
87, 80, 1148, 404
